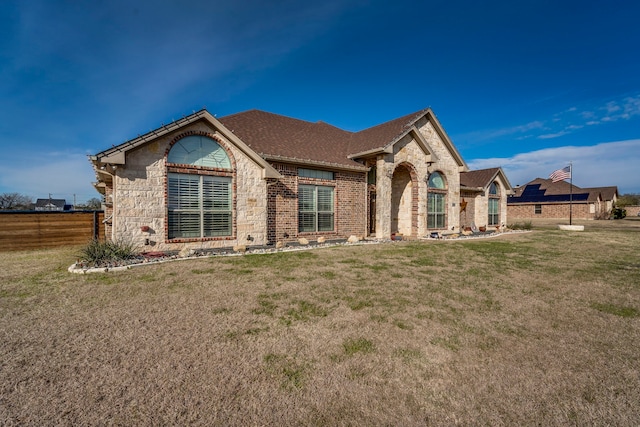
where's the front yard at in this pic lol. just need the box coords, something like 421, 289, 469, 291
1, 220, 639, 425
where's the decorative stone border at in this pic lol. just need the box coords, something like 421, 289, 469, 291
68, 230, 531, 274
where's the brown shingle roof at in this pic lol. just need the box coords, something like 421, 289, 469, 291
347, 109, 430, 155
219, 109, 360, 169
218, 108, 433, 169
582, 186, 618, 201
459, 168, 500, 189
513, 179, 618, 202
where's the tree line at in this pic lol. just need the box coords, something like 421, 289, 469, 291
0, 192, 102, 210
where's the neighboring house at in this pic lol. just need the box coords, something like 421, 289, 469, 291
90, 108, 513, 251
34, 198, 71, 211
507, 178, 618, 220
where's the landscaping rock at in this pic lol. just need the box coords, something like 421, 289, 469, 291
317, 236, 326, 244
233, 245, 247, 253
298, 237, 309, 245
347, 235, 360, 243
276, 241, 285, 249
178, 247, 192, 258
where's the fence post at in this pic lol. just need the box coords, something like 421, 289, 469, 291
93, 210, 99, 240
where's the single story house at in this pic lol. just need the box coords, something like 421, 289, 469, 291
507, 178, 618, 220
34, 198, 71, 211
90, 108, 513, 251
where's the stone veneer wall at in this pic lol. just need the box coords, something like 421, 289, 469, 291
266, 162, 367, 243
111, 121, 268, 251
470, 178, 510, 229
374, 118, 463, 238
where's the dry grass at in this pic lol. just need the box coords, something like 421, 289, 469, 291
1, 219, 639, 426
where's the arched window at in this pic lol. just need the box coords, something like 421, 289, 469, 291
167, 135, 231, 168
488, 182, 500, 226
166, 135, 233, 240
427, 171, 446, 229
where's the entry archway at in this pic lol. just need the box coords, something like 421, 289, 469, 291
390, 162, 418, 237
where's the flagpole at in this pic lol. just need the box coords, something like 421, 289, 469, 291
569, 162, 573, 226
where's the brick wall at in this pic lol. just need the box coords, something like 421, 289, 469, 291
508, 202, 592, 221
336, 170, 367, 237
267, 162, 367, 243
624, 205, 640, 217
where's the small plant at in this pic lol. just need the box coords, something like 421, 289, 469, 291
508, 221, 532, 230
79, 238, 139, 265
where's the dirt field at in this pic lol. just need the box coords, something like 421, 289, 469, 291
1, 219, 639, 425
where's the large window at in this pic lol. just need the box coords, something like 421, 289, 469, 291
168, 174, 232, 238
427, 172, 446, 229
298, 185, 334, 232
488, 182, 500, 226
167, 135, 233, 239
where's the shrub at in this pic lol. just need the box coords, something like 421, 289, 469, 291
79, 238, 139, 265
508, 221, 532, 230
612, 207, 627, 219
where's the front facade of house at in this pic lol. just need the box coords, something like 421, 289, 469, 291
90, 109, 513, 251
508, 178, 619, 220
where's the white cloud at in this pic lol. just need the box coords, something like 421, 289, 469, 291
468, 139, 640, 194
462, 94, 640, 144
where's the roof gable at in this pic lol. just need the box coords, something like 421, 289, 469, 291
460, 167, 514, 193
348, 109, 467, 169
91, 110, 281, 179
92, 107, 472, 175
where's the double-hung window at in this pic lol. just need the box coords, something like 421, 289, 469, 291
167, 135, 233, 240
298, 185, 334, 232
488, 182, 500, 226
427, 192, 446, 229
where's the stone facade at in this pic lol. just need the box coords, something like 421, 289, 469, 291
110, 121, 269, 251
369, 119, 466, 238
91, 108, 512, 249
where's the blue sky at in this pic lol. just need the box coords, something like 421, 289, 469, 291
1, 0, 639, 204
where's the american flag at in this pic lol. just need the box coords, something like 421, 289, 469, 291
549, 166, 571, 182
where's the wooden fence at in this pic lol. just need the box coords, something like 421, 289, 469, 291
0, 211, 104, 251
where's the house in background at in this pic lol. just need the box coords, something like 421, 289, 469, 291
90, 108, 513, 251
34, 198, 71, 211
507, 178, 618, 220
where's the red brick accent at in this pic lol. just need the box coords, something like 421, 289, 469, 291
266, 162, 367, 243
508, 202, 592, 220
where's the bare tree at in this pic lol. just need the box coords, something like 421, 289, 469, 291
76, 197, 102, 210
0, 192, 33, 210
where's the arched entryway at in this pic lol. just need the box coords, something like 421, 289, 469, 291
390, 163, 418, 237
